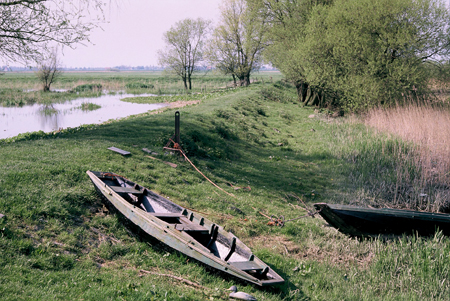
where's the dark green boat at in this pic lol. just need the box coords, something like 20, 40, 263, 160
314, 203, 450, 238
87, 171, 284, 286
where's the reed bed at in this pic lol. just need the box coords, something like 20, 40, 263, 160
363, 102, 450, 211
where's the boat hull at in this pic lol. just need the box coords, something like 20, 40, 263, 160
314, 203, 450, 238
87, 171, 284, 286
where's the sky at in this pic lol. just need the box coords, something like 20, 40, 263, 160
61, 0, 221, 68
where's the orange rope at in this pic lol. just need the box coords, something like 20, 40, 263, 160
166, 139, 236, 198
179, 150, 236, 198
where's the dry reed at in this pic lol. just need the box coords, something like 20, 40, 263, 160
365, 102, 450, 211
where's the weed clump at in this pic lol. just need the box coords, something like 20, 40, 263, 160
125, 82, 154, 89
78, 102, 101, 111
72, 84, 102, 92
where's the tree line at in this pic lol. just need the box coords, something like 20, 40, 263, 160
157, 0, 267, 89
158, 0, 450, 111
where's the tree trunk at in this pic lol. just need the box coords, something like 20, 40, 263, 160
295, 81, 309, 103
305, 91, 318, 106
295, 81, 329, 107
232, 74, 237, 87
243, 74, 250, 86
182, 76, 188, 90
188, 75, 192, 90
305, 89, 324, 107
237, 75, 245, 86
303, 85, 312, 104
43, 85, 50, 92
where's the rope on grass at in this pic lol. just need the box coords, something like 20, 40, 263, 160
167, 139, 236, 199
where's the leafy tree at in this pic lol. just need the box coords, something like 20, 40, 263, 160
301, 0, 450, 110
158, 18, 211, 90
260, 0, 332, 106
206, 0, 268, 86
262, 0, 450, 111
0, 0, 106, 63
35, 48, 62, 92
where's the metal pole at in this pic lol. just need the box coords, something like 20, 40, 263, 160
175, 111, 180, 145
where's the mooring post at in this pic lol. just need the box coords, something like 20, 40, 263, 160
175, 111, 180, 145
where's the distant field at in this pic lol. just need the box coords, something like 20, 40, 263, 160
0, 70, 283, 92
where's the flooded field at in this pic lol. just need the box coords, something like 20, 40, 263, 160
0, 93, 167, 139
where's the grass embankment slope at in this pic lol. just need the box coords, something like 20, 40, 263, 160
1, 83, 450, 300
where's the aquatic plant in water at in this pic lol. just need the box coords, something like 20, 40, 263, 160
78, 102, 101, 111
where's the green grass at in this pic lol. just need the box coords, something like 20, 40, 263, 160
0, 77, 449, 300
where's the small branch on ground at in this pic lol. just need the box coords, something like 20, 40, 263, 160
90, 227, 121, 244
139, 269, 207, 290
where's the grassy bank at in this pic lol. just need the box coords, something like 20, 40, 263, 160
1, 81, 449, 300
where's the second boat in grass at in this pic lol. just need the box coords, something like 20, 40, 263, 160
314, 202, 450, 238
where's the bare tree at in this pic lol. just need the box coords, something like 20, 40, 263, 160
206, 0, 268, 86
158, 18, 211, 90
0, 0, 106, 63
35, 49, 62, 92
205, 32, 240, 87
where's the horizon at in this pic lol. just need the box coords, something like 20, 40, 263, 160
1, 65, 279, 73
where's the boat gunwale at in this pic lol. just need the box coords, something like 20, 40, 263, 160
314, 203, 450, 222
314, 202, 450, 238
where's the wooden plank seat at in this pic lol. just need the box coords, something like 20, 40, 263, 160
110, 186, 143, 194
174, 223, 209, 232
176, 216, 209, 233
229, 261, 265, 272
147, 213, 209, 233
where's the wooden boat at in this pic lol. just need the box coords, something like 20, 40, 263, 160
87, 171, 284, 286
314, 203, 450, 238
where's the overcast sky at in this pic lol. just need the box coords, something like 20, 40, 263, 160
61, 0, 221, 68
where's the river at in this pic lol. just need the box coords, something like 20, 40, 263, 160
0, 93, 167, 139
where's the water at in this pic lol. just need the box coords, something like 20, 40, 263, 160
0, 93, 167, 139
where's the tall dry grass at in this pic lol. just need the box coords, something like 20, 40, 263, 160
365, 102, 450, 211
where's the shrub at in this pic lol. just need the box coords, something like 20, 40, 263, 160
72, 84, 102, 92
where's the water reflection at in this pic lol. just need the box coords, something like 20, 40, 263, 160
39, 104, 59, 116
0, 93, 166, 139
